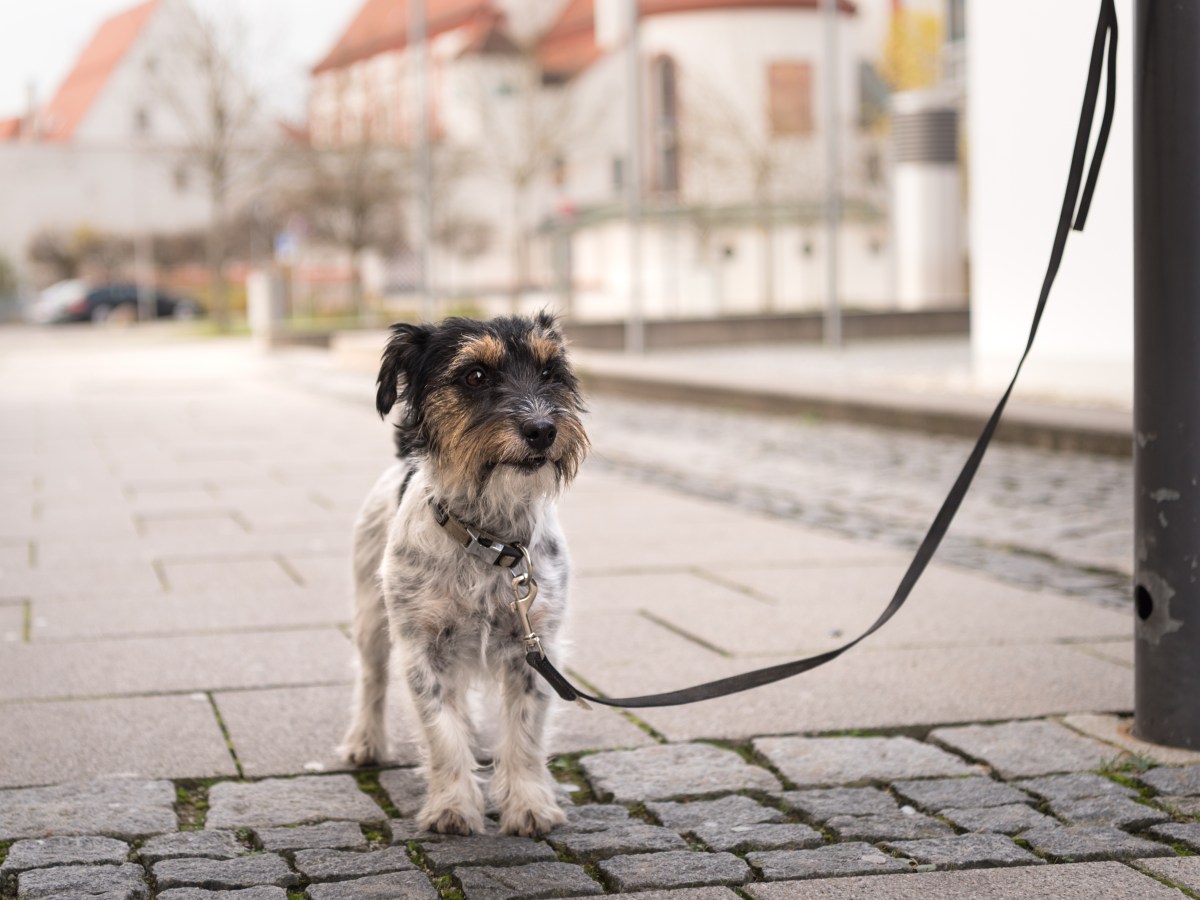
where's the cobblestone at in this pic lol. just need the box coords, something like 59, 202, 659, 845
647, 796, 783, 830
1150, 822, 1200, 851
1020, 825, 1174, 862
891, 776, 1032, 812
16, 862, 148, 899
753, 736, 973, 786
547, 822, 688, 860
293, 847, 416, 881
151, 855, 300, 890
0, 779, 176, 841
418, 834, 558, 871
378, 768, 426, 818
940, 804, 1058, 835
453, 861, 603, 899
929, 721, 1114, 778
825, 812, 954, 842
305, 871, 438, 899
255, 821, 368, 852
1141, 765, 1200, 796
779, 787, 898, 819
138, 830, 244, 864
0, 835, 129, 874
597, 850, 752, 892
1050, 796, 1170, 830
1014, 773, 1137, 803
559, 804, 636, 832
746, 843, 912, 880
884, 833, 1045, 869
157, 890, 288, 900
692, 822, 824, 853
580, 743, 780, 801
205, 776, 384, 830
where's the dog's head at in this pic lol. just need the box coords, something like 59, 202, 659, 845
376, 313, 588, 497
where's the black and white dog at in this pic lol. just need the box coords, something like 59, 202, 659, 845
339, 313, 588, 837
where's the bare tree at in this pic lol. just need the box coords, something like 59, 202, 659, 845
27, 226, 134, 284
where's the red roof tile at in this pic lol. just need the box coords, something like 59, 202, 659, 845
540, 0, 856, 79
312, 0, 498, 75
40, 0, 160, 142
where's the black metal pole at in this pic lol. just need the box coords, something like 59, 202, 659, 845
1133, 0, 1200, 749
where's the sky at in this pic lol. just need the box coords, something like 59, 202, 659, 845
0, 0, 359, 120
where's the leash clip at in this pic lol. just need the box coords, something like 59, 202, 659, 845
510, 544, 544, 658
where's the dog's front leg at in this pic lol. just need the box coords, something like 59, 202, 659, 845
402, 647, 486, 835
491, 652, 566, 837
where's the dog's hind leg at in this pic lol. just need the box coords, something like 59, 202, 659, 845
338, 578, 392, 766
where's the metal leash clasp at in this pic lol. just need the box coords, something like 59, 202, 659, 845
510, 544, 544, 658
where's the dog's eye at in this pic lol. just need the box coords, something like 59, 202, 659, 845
463, 367, 487, 388
541, 363, 560, 381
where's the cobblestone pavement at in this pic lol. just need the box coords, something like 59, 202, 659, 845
586, 398, 1134, 609
3, 730, 1200, 898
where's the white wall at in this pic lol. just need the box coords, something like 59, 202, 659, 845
968, 0, 1132, 404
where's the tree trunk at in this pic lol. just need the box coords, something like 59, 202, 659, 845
760, 217, 776, 312
207, 186, 230, 331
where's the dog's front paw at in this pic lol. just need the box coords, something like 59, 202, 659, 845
499, 801, 566, 837
337, 729, 388, 767
421, 805, 485, 836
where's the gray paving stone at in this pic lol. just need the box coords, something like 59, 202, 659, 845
747, 842, 912, 881
778, 787, 898, 819
929, 721, 1113, 778
940, 804, 1058, 835
418, 834, 557, 870
647, 796, 783, 830
1141, 765, 1200, 796
1136, 856, 1200, 893
1051, 795, 1170, 830
388, 818, 448, 844
1149, 822, 1200, 852
1015, 773, 1137, 803
559, 804, 635, 832
205, 776, 384, 829
548, 822, 688, 860
293, 847, 416, 881
16, 863, 148, 899
580, 743, 779, 801
753, 736, 973, 787
0, 835, 130, 874
743, 861, 1185, 899
378, 768, 426, 817
0, 778, 176, 841
157, 890, 288, 900
597, 850, 751, 892
255, 821, 368, 852
1021, 825, 1175, 861
692, 822, 823, 853
151, 855, 300, 890
826, 812, 954, 841
454, 861, 603, 899
892, 776, 1031, 812
884, 833, 1045, 869
305, 872, 438, 899
1157, 796, 1200, 818
603, 891, 739, 900
138, 830, 244, 864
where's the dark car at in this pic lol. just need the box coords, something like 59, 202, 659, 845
44, 282, 204, 323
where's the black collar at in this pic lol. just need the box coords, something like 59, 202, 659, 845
429, 499, 525, 568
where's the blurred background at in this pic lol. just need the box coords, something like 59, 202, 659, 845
0, 0, 1131, 406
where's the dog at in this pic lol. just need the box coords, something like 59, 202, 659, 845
338, 313, 589, 837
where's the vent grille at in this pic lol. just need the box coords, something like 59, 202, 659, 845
894, 109, 958, 164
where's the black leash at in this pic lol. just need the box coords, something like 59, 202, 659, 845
524, 0, 1119, 710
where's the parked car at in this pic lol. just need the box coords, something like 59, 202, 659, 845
30, 281, 204, 324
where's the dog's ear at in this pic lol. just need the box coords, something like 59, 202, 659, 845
533, 309, 563, 341
376, 322, 433, 418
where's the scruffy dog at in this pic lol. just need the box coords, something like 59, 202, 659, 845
339, 313, 588, 837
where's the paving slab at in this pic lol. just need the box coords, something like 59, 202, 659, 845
743, 860, 1185, 898
0, 695, 237, 787
454, 861, 603, 899
1014, 772, 1137, 803
418, 834, 558, 871
1135, 856, 1200, 893
1141, 765, 1200, 796
692, 822, 824, 852
0, 778, 176, 841
939, 804, 1058, 835
547, 699, 659, 755
603, 891, 739, 900
929, 720, 1117, 778
1063, 714, 1200, 766
293, 847, 417, 880
1156, 796, 1200, 818
825, 812, 954, 842
778, 786, 899, 819
151, 855, 300, 890
205, 775, 385, 830
304, 871, 439, 899
1050, 795, 1170, 830
1149, 823, 1200, 852
753, 735, 974, 787
597, 850, 751, 892
158, 557, 301, 592
546, 822, 688, 860
15, 862, 149, 899
0, 835, 130, 875
647, 796, 784, 830
1020, 825, 1174, 861
138, 830, 244, 864
747, 842, 912, 881
0, 599, 24, 643
255, 821, 368, 852
884, 833, 1044, 869
891, 776, 1032, 812
378, 768, 426, 818
157, 889, 288, 900
580, 743, 780, 801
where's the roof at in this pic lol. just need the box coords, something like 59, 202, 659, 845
312, 0, 500, 75
40, 0, 160, 142
540, 0, 857, 80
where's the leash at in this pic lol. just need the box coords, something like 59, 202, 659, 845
444, 0, 1118, 710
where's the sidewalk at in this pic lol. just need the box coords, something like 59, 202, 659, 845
0, 328, 1196, 899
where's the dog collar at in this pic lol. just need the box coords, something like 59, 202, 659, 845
429, 499, 525, 569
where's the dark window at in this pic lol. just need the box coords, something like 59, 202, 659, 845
612, 156, 625, 194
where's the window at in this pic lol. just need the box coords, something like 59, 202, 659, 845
651, 55, 679, 194
768, 61, 814, 136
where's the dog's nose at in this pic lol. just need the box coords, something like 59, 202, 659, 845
521, 419, 557, 452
